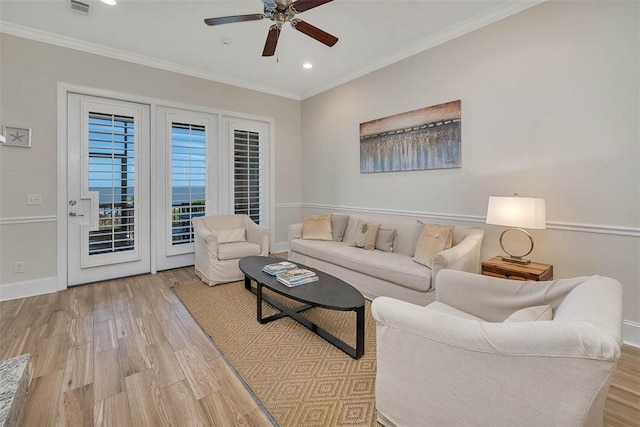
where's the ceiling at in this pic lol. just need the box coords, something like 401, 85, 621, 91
0, 0, 543, 100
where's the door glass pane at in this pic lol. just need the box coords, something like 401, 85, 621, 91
171, 122, 206, 245
234, 129, 261, 224
88, 113, 135, 255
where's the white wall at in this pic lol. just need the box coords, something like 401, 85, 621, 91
0, 34, 302, 290
300, 1, 640, 324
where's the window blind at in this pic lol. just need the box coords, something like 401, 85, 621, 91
171, 122, 206, 245
233, 129, 261, 224
87, 112, 136, 255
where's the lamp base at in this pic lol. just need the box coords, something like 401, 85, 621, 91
498, 228, 535, 265
500, 256, 531, 265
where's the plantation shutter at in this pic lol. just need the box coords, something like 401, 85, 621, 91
87, 112, 136, 255
170, 122, 206, 245
233, 129, 261, 224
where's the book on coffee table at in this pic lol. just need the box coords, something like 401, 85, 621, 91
262, 261, 298, 275
276, 268, 318, 287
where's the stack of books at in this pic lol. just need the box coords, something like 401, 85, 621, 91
276, 268, 319, 287
262, 261, 298, 275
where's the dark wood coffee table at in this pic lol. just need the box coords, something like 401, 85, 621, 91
239, 256, 365, 359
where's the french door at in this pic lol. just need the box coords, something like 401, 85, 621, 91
154, 108, 217, 271
67, 94, 150, 286
64, 90, 271, 286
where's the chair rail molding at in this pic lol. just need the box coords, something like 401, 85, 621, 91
0, 215, 57, 225
301, 203, 640, 238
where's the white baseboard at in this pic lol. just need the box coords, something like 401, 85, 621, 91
623, 320, 640, 348
271, 241, 289, 255
0, 276, 58, 301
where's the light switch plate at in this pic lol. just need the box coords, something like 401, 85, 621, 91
27, 194, 42, 205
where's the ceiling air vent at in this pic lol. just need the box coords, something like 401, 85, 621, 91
69, 0, 91, 15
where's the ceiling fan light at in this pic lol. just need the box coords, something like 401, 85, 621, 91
100, 0, 117, 5
303, 62, 313, 69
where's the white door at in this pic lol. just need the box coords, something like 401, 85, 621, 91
67, 94, 151, 286
154, 108, 217, 271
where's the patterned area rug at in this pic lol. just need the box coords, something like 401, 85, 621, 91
173, 279, 378, 427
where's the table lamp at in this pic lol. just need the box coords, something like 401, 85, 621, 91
486, 194, 546, 264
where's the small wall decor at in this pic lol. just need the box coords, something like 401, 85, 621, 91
360, 100, 461, 173
2, 126, 32, 148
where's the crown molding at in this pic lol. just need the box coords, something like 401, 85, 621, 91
299, 0, 547, 100
0, 21, 302, 101
1, 1, 544, 101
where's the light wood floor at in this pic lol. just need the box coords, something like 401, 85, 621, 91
0, 267, 273, 426
1, 266, 639, 426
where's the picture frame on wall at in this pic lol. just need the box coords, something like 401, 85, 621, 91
359, 100, 461, 173
2, 126, 32, 148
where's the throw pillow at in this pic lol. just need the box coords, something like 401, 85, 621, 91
331, 214, 350, 242
214, 228, 246, 244
413, 224, 454, 268
416, 220, 454, 248
302, 213, 333, 241
352, 220, 381, 250
375, 228, 397, 252
504, 305, 553, 322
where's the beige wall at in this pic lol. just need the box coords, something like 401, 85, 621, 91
0, 34, 302, 284
1, 1, 639, 330
301, 1, 640, 322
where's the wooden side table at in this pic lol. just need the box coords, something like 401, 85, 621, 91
481, 256, 553, 281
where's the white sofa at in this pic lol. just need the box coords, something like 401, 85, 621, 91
372, 270, 623, 427
288, 213, 484, 305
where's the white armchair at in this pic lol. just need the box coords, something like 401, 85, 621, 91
193, 214, 269, 286
372, 270, 623, 427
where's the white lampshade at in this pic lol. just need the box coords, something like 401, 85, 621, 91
486, 196, 546, 230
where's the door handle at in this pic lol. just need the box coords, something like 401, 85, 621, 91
69, 210, 84, 217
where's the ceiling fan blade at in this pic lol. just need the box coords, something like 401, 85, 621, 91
262, 25, 281, 57
291, 19, 338, 47
290, 0, 333, 13
204, 14, 264, 26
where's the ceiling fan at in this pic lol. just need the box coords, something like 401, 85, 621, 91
204, 0, 338, 57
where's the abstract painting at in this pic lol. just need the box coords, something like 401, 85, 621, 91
360, 100, 461, 173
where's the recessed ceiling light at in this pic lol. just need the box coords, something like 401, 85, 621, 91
101, 0, 117, 5
303, 63, 313, 69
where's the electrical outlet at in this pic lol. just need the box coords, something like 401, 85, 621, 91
27, 194, 42, 205
13, 261, 24, 273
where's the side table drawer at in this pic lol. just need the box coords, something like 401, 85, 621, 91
481, 270, 528, 281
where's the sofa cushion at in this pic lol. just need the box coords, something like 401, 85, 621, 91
331, 214, 350, 241
376, 228, 397, 252
290, 239, 432, 292
217, 242, 261, 260
413, 224, 454, 268
213, 227, 246, 244
302, 213, 332, 241
504, 305, 553, 322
